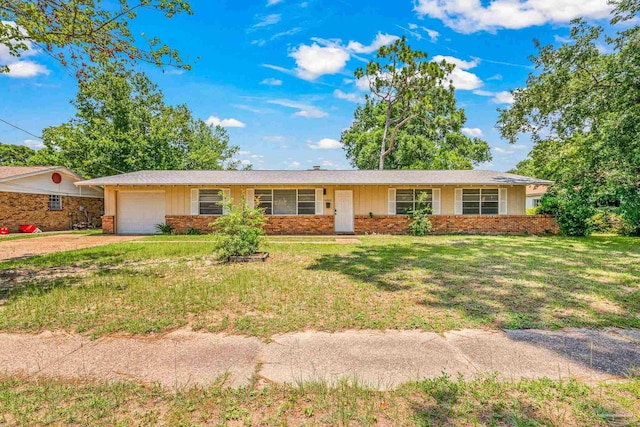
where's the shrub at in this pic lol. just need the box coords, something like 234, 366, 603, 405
590, 210, 623, 233
155, 223, 173, 235
526, 207, 538, 215
210, 192, 267, 260
558, 188, 594, 237
408, 193, 433, 236
186, 227, 201, 235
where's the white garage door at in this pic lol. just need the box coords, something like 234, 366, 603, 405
117, 191, 166, 234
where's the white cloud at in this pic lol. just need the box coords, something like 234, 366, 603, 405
267, 0, 283, 5
268, 99, 327, 118
408, 23, 419, 30
414, 0, 612, 33
513, 144, 527, 150
333, 89, 363, 103
461, 127, 483, 138
260, 77, 283, 86
240, 159, 252, 166
432, 55, 483, 90
289, 41, 350, 80
205, 116, 246, 128
554, 35, 573, 43
4, 61, 49, 78
21, 139, 44, 149
473, 89, 515, 104
288, 161, 301, 168
422, 27, 439, 42
252, 14, 281, 29
308, 138, 342, 150
263, 135, 287, 142
492, 91, 515, 105
238, 150, 251, 155
494, 147, 515, 154
487, 74, 503, 81
346, 33, 399, 54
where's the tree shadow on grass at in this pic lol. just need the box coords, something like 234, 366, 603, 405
306, 235, 640, 329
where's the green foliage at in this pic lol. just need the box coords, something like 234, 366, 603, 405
497, 3, 640, 236
36, 64, 240, 178
0, 143, 37, 166
155, 223, 173, 235
185, 227, 201, 235
539, 188, 595, 237
407, 193, 433, 236
526, 207, 538, 216
590, 210, 624, 234
211, 193, 267, 260
342, 100, 491, 170
0, 1, 192, 76
343, 37, 491, 170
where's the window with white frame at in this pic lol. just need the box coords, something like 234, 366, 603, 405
199, 189, 223, 215
462, 189, 499, 215
395, 189, 432, 214
48, 194, 62, 210
255, 189, 316, 215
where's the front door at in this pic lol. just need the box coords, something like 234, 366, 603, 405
334, 190, 354, 233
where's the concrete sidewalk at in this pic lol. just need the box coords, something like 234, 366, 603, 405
1, 328, 638, 390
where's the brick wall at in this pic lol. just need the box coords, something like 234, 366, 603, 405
165, 215, 217, 234
102, 216, 115, 234
355, 215, 559, 235
140, 214, 558, 236
264, 216, 334, 235
0, 191, 103, 232
165, 215, 335, 235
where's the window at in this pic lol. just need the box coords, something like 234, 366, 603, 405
255, 189, 272, 214
273, 189, 296, 215
199, 189, 223, 215
395, 189, 432, 215
48, 195, 62, 210
462, 189, 499, 215
255, 189, 316, 215
533, 198, 542, 207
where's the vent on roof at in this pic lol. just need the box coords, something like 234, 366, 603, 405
311, 166, 321, 170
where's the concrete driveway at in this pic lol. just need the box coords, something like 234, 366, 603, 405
0, 233, 141, 262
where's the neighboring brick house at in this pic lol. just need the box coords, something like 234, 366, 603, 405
0, 166, 104, 232
76, 169, 557, 235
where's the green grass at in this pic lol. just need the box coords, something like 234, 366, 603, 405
0, 235, 639, 337
0, 374, 637, 426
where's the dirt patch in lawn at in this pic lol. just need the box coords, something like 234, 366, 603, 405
0, 234, 141, 262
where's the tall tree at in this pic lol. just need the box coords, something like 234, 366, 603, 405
342, 37, 490, 170
0, 142, 36, 165
498, 0, 640, 234
34, 64, 239, 178
0, 0, 192, 76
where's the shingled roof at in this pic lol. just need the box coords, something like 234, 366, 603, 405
76, 169, 552, 187
0, 166, 79, 182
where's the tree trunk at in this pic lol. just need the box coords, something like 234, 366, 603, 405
379, 105, 392, 170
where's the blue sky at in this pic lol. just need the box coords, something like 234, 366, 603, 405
0, 0, 616, 172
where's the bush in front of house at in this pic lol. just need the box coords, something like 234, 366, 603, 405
408, 193, 433, 236
155, 223, 173, 235
210, 193, 267, 260
537, 187, 594, 237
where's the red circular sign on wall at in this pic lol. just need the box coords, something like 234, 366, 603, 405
51, 172, 62, 184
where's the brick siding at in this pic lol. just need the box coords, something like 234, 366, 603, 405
355, 215, 559, 235
102, 216, 115, 234
0, 191, 103, 232
125, 214, 558, 235
165, 215, 335, 235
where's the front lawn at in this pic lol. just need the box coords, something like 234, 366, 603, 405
0, 235, 638, 336
1, 374, 638, 426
